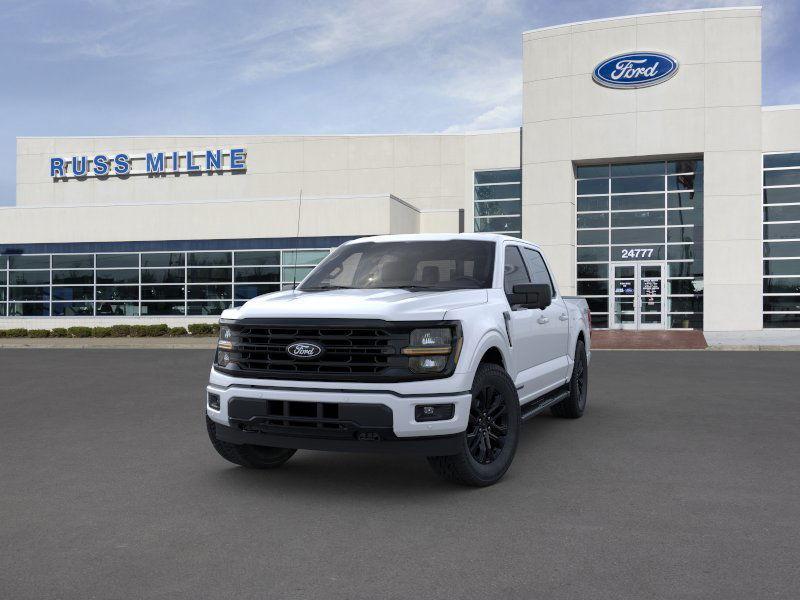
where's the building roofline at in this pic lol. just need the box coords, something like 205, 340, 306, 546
522, 5, 761, 36
763, 104, 800, 112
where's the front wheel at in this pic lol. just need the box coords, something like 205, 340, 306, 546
551, 338, 588, 419
427, 363, 520, 487
206, 417, 296, 469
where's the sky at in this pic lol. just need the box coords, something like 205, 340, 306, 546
1, 0, 798, 206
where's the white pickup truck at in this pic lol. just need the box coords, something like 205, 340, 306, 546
206, 233, 591, 486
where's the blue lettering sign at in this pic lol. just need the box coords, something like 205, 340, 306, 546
113, 153, 130, 175
171, 151, 180, 172
146, 152, 165, 173
72, 156, 88, 177
186, 150, 200, 172
593, 52, 678, 89
93, 154, 109, 176
230, 148, 246, 170
206, 149, 221, 170
50, 158, 65, 177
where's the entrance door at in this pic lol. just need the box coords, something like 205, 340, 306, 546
610, 262, 666, 330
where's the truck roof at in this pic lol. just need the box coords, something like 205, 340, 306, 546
347, 232, 538, 247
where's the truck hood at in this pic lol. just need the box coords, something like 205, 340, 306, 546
226, 288, 489, 321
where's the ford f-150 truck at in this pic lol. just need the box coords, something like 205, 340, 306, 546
206, 233, 591, 486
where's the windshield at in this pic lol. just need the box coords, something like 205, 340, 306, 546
299, 240, 495, 292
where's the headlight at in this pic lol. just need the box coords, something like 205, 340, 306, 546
215, 325, 235, 367
403, 327, 459, 373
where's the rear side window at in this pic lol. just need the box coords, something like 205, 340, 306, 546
521, 248, 555, 296
503, 246, 531, 294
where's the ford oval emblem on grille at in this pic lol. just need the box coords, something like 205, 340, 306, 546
286, 341, 324, 359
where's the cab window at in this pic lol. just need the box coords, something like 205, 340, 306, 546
521, 247, 555, 296
503, 245, 531, 295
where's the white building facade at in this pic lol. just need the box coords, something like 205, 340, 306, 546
2, 6, 799, 332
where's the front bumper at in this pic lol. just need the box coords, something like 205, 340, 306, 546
206, 368, 472, 453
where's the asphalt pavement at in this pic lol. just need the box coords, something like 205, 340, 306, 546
1, 349, 798, 599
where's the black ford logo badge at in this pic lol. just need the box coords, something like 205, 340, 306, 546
286, 341, 323, 359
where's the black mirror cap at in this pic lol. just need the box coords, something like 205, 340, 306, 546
510, 283, 552, 310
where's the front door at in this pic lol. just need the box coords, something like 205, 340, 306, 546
610, 262, 666, 330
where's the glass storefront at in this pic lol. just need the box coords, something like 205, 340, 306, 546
474, 169, 522, 236
575, 159, 704, 329
0, 247, 330, 317
763, 152, 800, 328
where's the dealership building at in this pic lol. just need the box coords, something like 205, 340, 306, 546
2, 6, 799, 333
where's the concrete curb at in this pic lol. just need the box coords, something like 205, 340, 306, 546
0, 338, 217, 349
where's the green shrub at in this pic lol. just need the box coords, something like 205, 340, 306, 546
130, 325, 149, 337
92, 327, 113, 338
146, 324, 169, 337
28, 329, 51, 338
68, 326, 92, 338
0, 330, 6, 338
168, 326, 188, 337
188, 323, 216, 336
5, 328, 28, 338
109, 324, 132, 337
51, 328, 69, 338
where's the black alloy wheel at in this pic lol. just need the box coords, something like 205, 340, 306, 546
467, 385, 509, 464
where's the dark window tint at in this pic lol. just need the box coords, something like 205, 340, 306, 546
8, 302, 49, 316
611, 210, 664, 228
764, 170, 800, 187
52, 270, 93, 284
577, 264, 608, 279
764, 314, 800, 328
96, 302, 138, 316
667, 245, 694, 261
96, 254, 137, 268
187, 268, 232, 283
233, 251, 279, 266
10, 286, 50, 301
141, 253, 185, 267
667, 160, 702, 174
10, 271, 49, 285
95, 286, 138, 301
667, 227, 694, 243
668, 279, 701, 295
667, 191, 702, 209
764, 153, 800, 168
763, 187, 800, 204
764, 223, 800, 240
474, 170, 520, 184
186, 302, 228, 316
577, 230, 608, 245
764, 205, 800, 222
667, 174, 700, 191
96, 269, 138, 284
764, 259, 800, 276
577, 212, 608, 229
577, 247, 609, 262
611, 246, 665, 261
141, 285, 185, 300
763, 278, 800, 294
521, 248, 554, 294
576, 165, 608, 178
611, 162, 664, 177
577, 196, 608, 212
187, 285, 232, 300
52, 302, 94, 316
503, 246, 530, 294
52, 254, 93, 269
667, 209, 699, 226
586, 297, 608, 312
669, 297, 701, 312
235, 284, 280, 299
669, 262, 695, 277
474, 184, 521, 200
576, 179, 608, 195
611, 194, 664, 210
141, 302, 185, 316
669, 314, 703, 329
763, 241, 800, 258
234, 266, 280, 282
9, 255, 48, 269
52, 286, 93, 301
611, 228, 664, 244
474, 200, 521, 217
474, 216, 521, 233
763, 296, 800, 312
611, 176, 663, 194
577, 281, 608, 295
141, 268, 185, 284
188, 252, 231, 266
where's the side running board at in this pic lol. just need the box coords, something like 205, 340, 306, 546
520, 385, 570, 422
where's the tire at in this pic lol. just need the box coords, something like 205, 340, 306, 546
551, 338, 588, 419
427, 363, 520, 487
206, 416, 296, 469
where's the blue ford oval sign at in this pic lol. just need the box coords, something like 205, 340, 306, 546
593, 52, 678, 89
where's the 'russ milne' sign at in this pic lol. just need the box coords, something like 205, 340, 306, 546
592, 52, 678, 89
50, 148, 247, 179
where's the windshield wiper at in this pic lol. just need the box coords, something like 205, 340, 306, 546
380, 285, 444, 291
299, 285, 355, 292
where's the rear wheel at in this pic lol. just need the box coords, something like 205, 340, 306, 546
427, 363, 520, 487
551, 339, 588, 419
206, 417, 296, 469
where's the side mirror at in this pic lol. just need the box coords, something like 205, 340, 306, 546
509, 283, 551, 310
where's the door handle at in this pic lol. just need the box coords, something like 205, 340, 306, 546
537, 316, 549, 325
559, 313, 569, 321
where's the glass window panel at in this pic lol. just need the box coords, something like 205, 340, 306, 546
52, 254, 93, 269
577, 247, 609, 262
186, 301, 228, 316
10, 287, 49, 301
667, 174, 700, 191
96, 254, 138, 268
474, 184, 521, 200
611, 194, 664, 210
52, 270, 93, 284
0, 255, 6, 269
234, 266, 280, 282
577, 213, 608, 229
576, 179, 608, 195
474, 216, 521, 233
764, 205, 800, 223
141, 285, 185, 300
576, 165, 608, 179
764, 170, 800, 187
8, 302, 49, 316
235, 284, 280, 300
669, 297, 702, 312
611, 210, 665, 228
474, 170, 520, 184
611, 162, 664, 177
667, 191, 702, 209
586, 297, 608, 312
667, 209, 699, 226
764, 314, 800, 328
140, 253, 185, 267
611, 245, 665, 261
233, 251, 280, 266
577, 264, 608, 279
764, 259, 800, 276
141, 268, 185, 284
611, 228, 664, 244
52, 302, 94, 316
764, 153, 800, 169
52, 286, 93, 301
577, 281, 608, 295
763, 296, 800, 312
668, 262, 695, 277
187, 284, 232, 300
187, 251, 231, 266
0, 288, 5, 301
669, 314, 703, 329
763, 278, 800, 294
96, 286, 138, 301
282, 266, 314, 282
577, 230, 608, 245
611, 176, 663, 194
667, 160, 702, 174
96, 302, 139, 316
474, 200, 522, 217
10, 270, 50, 285
9, 255, 49, 269
590, 314, 609, 328
96, 269, 138, 284
763, 187, 800, 204
187, 267, 231, 283
0, 272, 5, 286
764, 223, 800, 240
667, 245, 694, 261
667, 227, 694, 243
668, 279, 702, 295
764, 241, 800, 258
577, 197, 608, 212
283, 250, 330, 266
140, 302, 185, 316
0, 304, 5, 316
